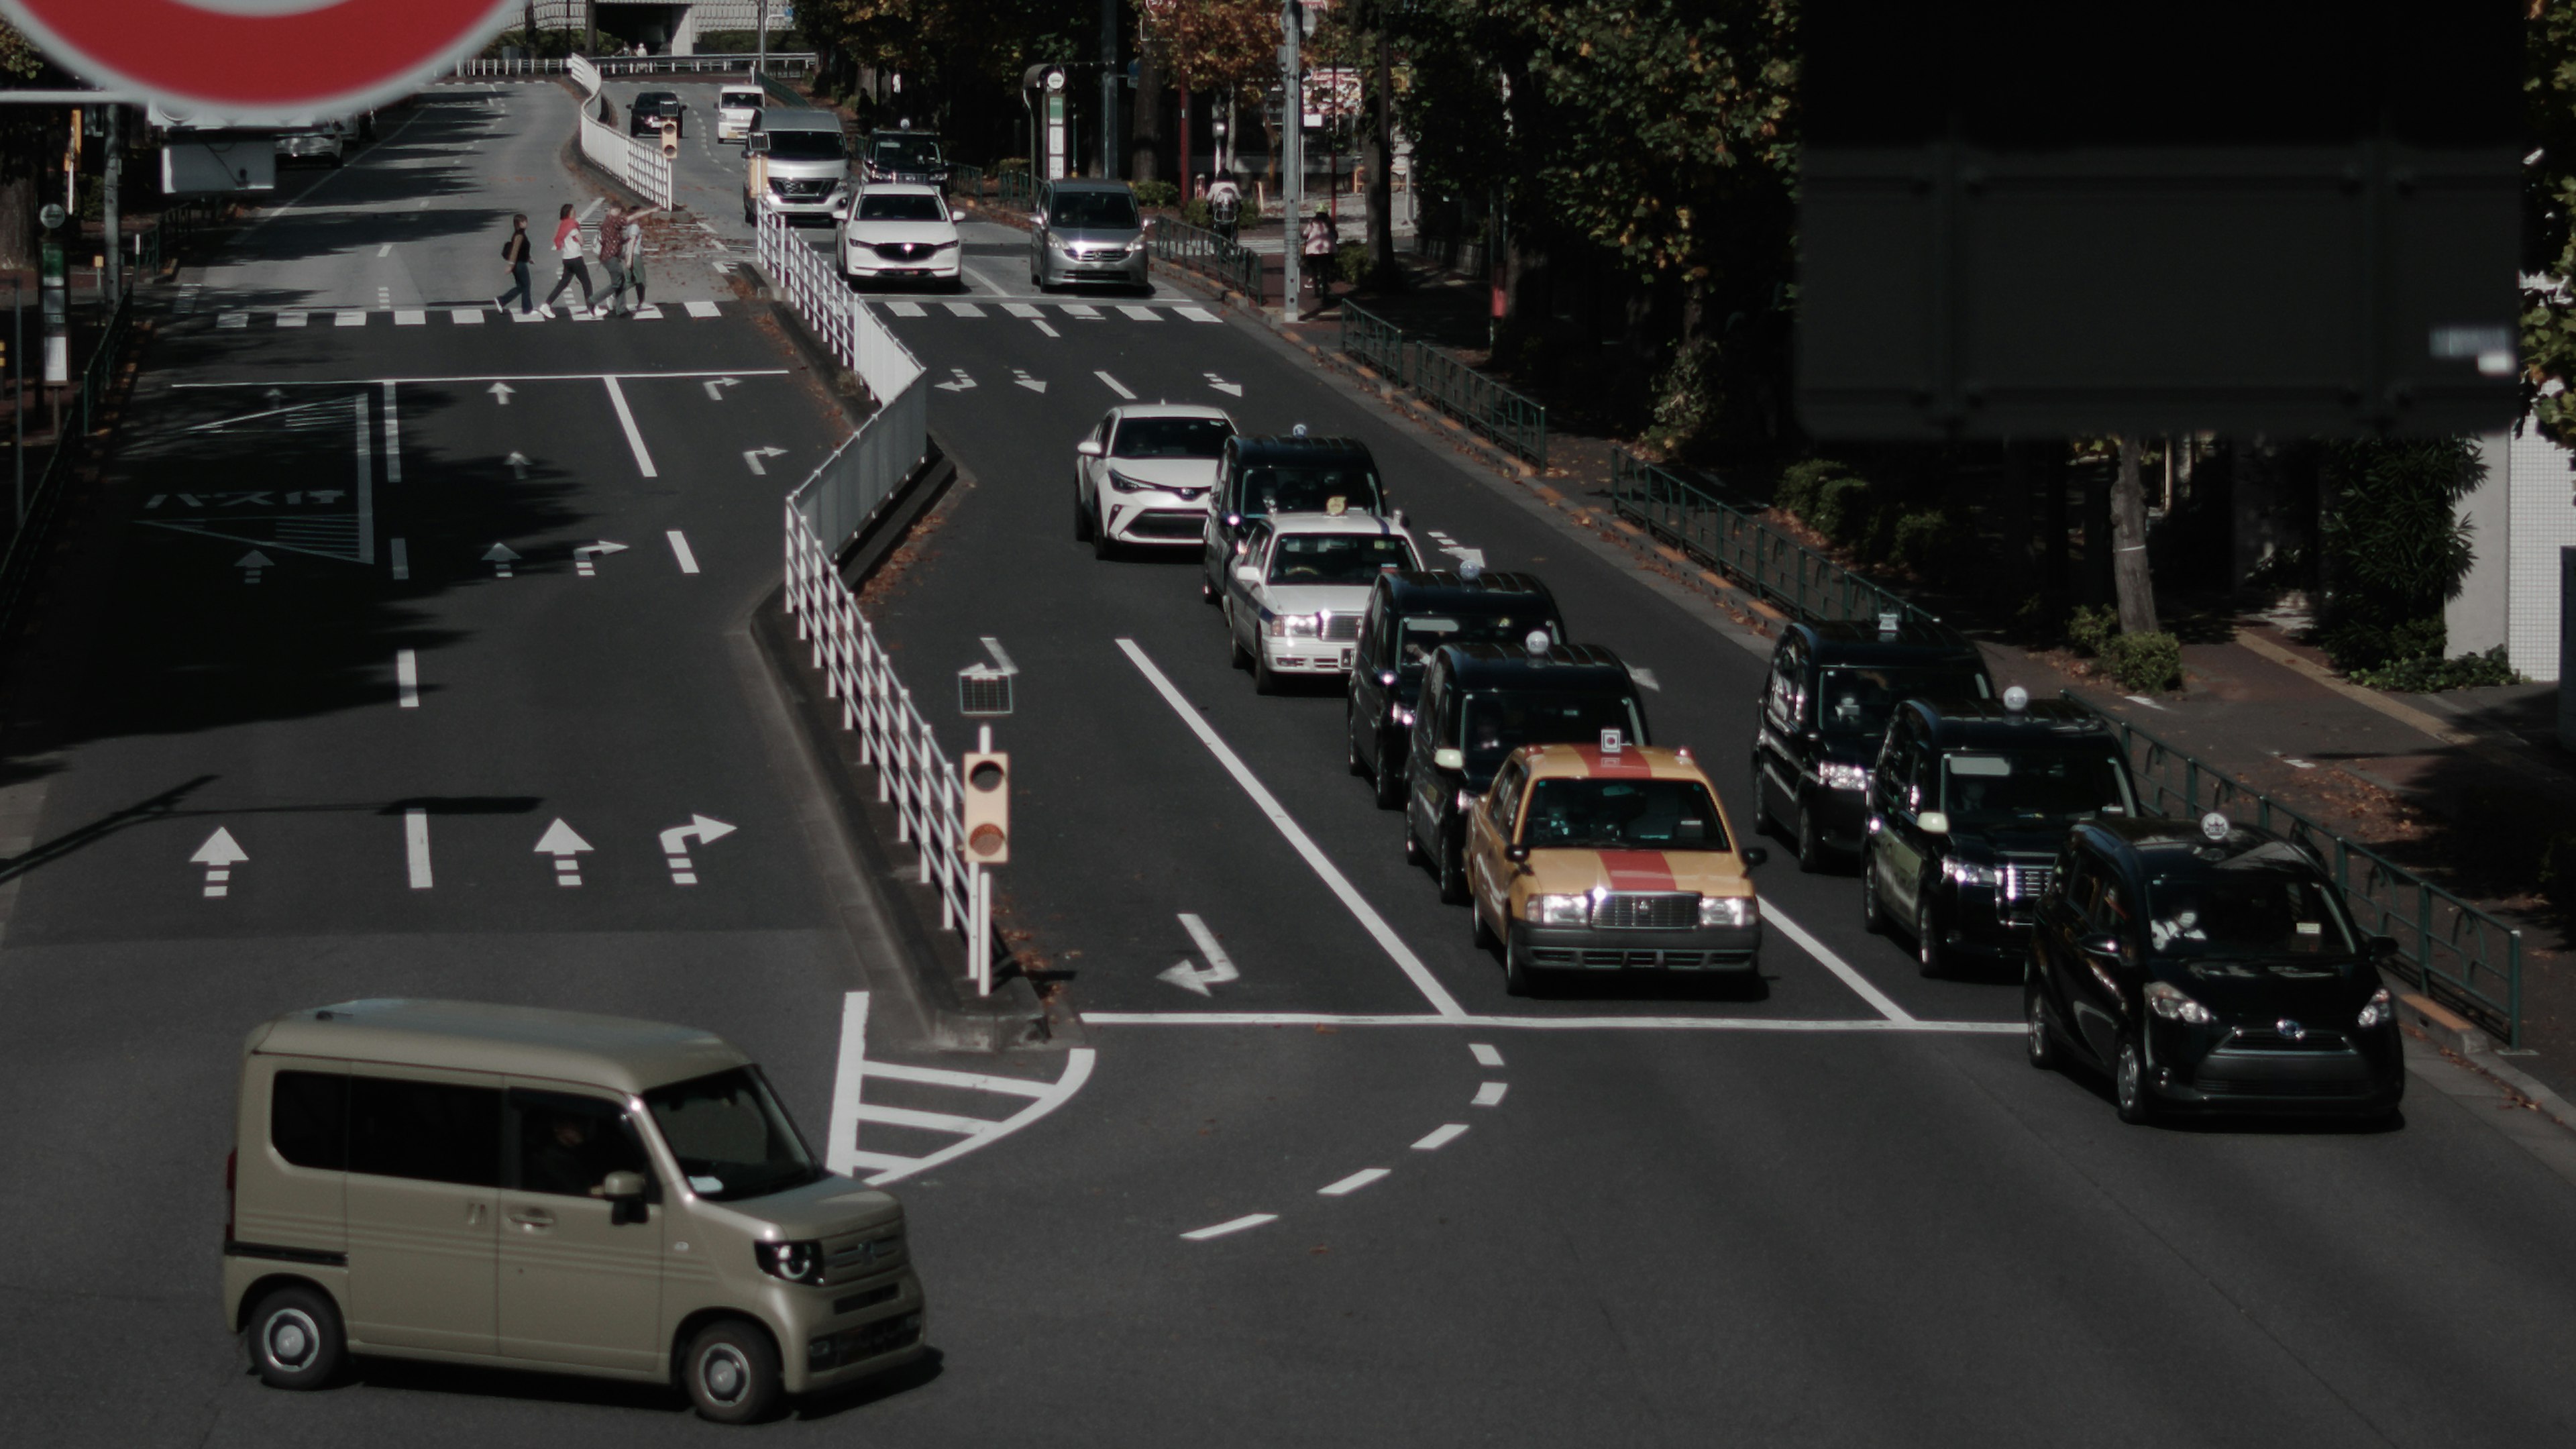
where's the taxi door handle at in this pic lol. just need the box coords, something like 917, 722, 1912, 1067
507, 1207, 557, 1230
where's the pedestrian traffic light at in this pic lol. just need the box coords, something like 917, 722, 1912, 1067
961, 749, 1009, 866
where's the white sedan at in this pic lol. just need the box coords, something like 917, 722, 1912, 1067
1075, 405, 1237, 557
1222, 510, 1424, 694
834, 183, 961, 287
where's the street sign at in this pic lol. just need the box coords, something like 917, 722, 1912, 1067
36, 204, 62, 231
0, 0, 520, 123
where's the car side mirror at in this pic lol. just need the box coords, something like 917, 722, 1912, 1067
2079, 932, 2123, 961
1505, 843, 1530, 863
1077, 439, 1105, 458
601, 1170, 645, 1199
1434, 747, 1465, 771
2367, 934, 2402, 960
1741, 846, 1769, 868
1234, 566, 1260, 584
1917, 810, 1949, 835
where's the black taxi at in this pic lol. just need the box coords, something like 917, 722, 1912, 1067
1346, 569, 1562, 808
1751, 616, 1993, 871
1404, 639, 1647, 904
2026, 812, 2406, 1124
1198, 433, 1387, 604
1860, 692, 2138, 977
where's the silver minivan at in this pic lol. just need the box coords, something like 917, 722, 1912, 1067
1030, 178, 1149, 291
223, 1000, 925, 1424
744, 107, 850, 225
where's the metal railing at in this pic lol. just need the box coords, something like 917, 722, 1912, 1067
996, 166, 1034, 213
2065, 691, 2525, 1045
451, 53, 817, 78
758, 72, 807, 109
947, 164, 985, 203
568, 57, 675, 207
1338, 299, 1548, 469
1147, 215, 1263, 299
1607, 448, 1945, 633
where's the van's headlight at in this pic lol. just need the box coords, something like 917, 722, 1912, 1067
1944, 857, 1998, 888
1123, 238, 1147, 253
2144, 980, 2216, 1026
2357, 985, 2394, 1029
1700, 895, 1756, 928
756, 1240, 827, 1285
1527, 894, 1589, 926
1048, 233, 1072, 251
1821, 762, 1870, 792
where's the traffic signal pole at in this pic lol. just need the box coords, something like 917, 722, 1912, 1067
1279, 0, 1301, 317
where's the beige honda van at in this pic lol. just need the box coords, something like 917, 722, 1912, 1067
223, 1000, 924, 1423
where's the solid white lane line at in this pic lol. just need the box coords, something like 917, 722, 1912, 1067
825, 991, 871, 1176
173, 368, 792, 388
394, 649, 419, 708
352, 396, 374, 566
380, 381, 401, 484
1764, 903, 1915, 1023
862, 1048, 1096, 1187
856, 1059, 1054, 1097
600, 376, 659, 477
1318, 1168, 1389, 1197
665, 529, 700, 574
1118, 637, 1468, 1020
1079, 1011, 2019, 1033
390, 537, 409, 580
1412, 1124, 1470, 1151
1472, 1081, 1508, 1107
403, 808, 433, 889
1094, 369, 1134, 399
1469, 1042, 1504, 1068
1181, 1213, 1277, 1241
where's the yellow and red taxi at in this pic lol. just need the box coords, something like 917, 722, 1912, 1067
1463, 737, 1767, 995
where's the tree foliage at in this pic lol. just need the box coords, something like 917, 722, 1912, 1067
1141, 0, 1275, 99
2524, 0, 2576, 442
0, 19, 41, 79
2317, 439, 2483, 671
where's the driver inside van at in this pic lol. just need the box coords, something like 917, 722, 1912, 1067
525, 1110, 625, 1197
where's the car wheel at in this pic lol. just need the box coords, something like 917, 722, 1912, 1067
1073, 488, 1093, 541
1253, 651, 1279, 695
2024, 977, 2058, 1071
1403, 824, 1426, 868
1860, 845, 1886, 934
1226, 608, 1250, 669
1915, 888, 1946, 978
2113, 1032, 2156, 1125
1091, 506, 1115, 560
1795, 802, 1826, 873
682, 1318, 783, 1425
1200, 572, 1220, 605
1503, 933, 1540, 996
1437, 828, 1470, 904
1752, 767, 1776, 839
1471, 896, 1497, 952
1346, 706, 1369, 777
1372, 738, 1405, 810
246, 1284, 345, 1391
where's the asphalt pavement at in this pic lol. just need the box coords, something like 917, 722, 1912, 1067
2, 82, 2575, 1448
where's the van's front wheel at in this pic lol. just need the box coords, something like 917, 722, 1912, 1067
683, 1319, 783, 1424
247, 1284, 345, 1391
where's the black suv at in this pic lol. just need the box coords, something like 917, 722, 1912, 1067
1404, 641, 1648, 903
1199, 435, 1388, 603
1859, 697, 2138, 976
1347, 570, 1562, 808
629, 91, 684, 137
2026, 814, 2406, 1124
1750, 618, 1993, 871
863, 129, 950, 185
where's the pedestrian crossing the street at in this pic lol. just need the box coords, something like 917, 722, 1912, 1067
209, 301, 739, 330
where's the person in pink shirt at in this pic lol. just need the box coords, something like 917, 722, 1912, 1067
541, 201, 594, 315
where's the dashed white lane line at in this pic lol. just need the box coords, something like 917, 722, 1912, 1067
394, 310, 426, 325
1116, 303, 1161, 321
1003, 302, 1041, 318
1412, 1124, 1470, 1151
1081, 1011, 2015, 1032
390, 537, 409, 580
276, 310, 307, 327
1181, 1214, 1277, 1242
1318, 1168, 1389, 1197
403, 808, 433, 889
1061, 303, 1102, 319
1095, 370, 1134, 399
1472, 1081, 1508, 1108
888, 301, 926, 317
376, 242, 392, 257
394, 649, 419, 708
450, 307, 482, 324
1032, 319, 1060, 337
1177, 305, 1220, 323
1469, 1042, 1504, 1068
665, 529, 700, 574
217, 311, 247, 329
600, 375, 659, 477
944, 301, 985, 317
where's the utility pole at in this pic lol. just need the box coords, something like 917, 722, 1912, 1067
102, 106, 121, 299
1099, 0, 1118, 178
1279, 0, 1302, 317
755, 0, 769, 76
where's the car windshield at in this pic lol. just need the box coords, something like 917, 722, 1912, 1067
873, 137, 943, 168
1269, 533, 1417, 586
1817, 665, 1990, 739
858, 193, 947, 221
1397, 610, 1555, 664
1051, 191, 1140, 229
1520, 777, 1730, 851
1458, 690, 1644, 773
1238, 464, 1383, 517
765, 130, 845, 160
1939, 749, 2133, 826
2146, 853, 2357, 965
643, 1067, 827, 1202
1115, 417, 1233, 459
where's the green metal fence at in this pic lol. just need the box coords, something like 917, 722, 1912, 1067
757, 72, 806, 109
1607, 447, 1945, 633
1146, 215, 1263, 300
1, 292, 134, 637
946, 164, 984, 203
1338, 299, 1548, 469
2065, 690, 2524, 1045
996, 165, 1033, 213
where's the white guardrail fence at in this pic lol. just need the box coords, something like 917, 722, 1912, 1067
758, 211, 998, 991
567, 56, 676, 208
452, 54, 818, 78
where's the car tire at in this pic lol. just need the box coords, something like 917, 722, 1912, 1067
682, 1318, 783, 1425
1404, 824, 1426, 868
1372, 739, 1405, 810
246, 1284, 345, 1391
2024, 977, 2059, 1071
1201, 573, 1220, 605
1752, 766, 1776, 839
1795, 802, 1826, 873
1253, 651, 1279, 695
1091, 506, 1115, 560
1860, 845, 1886, 934
1503, 934, 1540, 997
2113, 1032, 2156, 1125
1437, 828, 1470, 904
1346, 707, 1369, 777
1915, 889, 1946, 978
1073, 488, 1093, 542
1471, 897, 1497, 952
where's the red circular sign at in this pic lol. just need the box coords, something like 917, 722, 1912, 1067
1, 0, 519, 119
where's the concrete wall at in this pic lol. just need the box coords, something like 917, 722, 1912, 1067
2506, 424, 2576, 682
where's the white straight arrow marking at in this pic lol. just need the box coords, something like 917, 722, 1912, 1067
235, 549, 272, 584
483, 542, 520, 578
535, 818, 593, 887
506, 451, 530, 479
741, 446, 786, 476
1012, 369, 1046, 392
934, 368, 977, 392
193, 828, 247, 898
487, 380, 515, 405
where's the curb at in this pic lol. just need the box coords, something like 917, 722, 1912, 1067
2401, 992, 2576, 1130
2234, 629, 2475, 747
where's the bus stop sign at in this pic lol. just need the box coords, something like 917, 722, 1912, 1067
0, 0, 519, 121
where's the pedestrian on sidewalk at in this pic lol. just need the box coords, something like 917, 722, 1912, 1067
541, 202, 593, 315
495, 213, 534, 315
1299, 204, 1338, 305
597, 203, 629, 315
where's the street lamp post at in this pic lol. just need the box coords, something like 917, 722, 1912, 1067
1279, 0, 1302, 317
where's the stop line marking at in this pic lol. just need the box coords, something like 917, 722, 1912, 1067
1082, 1012, 2017, 1033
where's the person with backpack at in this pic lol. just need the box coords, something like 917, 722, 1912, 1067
495, 213, 534, 315
542, 201, 594, 316
597, 204, 629, 316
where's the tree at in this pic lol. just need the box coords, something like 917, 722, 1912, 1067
2523, 0, 2576, 443
0, 19, 60, 272
2317, 439, 2483, 671
1140, 0, 1273, 194
2109, 437, 2159, 635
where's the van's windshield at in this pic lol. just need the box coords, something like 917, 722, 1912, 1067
1236, 463, 1383, 517
765, 129, 846, 160
1456, 690, 1644, 775
644, 1067, 827, 1201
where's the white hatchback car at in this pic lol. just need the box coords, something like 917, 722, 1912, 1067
1222, 510, 1424, 693
1074, 405, 1237, 556
835, 184, 961, 286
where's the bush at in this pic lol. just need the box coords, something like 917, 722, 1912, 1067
2101, 631, 2184, 692
1773, 458, 1851, 521
1180, 197, 1214, 229
1807, 474, 1880, 549
1335, 240, 1370, 285
2347, 644, 2519, 693
1130, 179, 1177, 211
1886, 506, 1969, 579
2066, 604, 2117, 657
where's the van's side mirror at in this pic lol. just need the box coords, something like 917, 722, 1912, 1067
1917, 810, 1949, 835
1434, 747, 1466, 771
1077, 439, 1105, 458
1505, 843, 1530, 863
2079, 932, 2123, 961
1741, 846, 1769, 868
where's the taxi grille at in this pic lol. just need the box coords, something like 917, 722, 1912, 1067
1530, 947, 1754, 969
1322, 612, 1362, 642
1591, 892, 1699, 930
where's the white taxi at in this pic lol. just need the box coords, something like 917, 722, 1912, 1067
1074, 404, 1236, 557
834, 184, 961, 286
1222, 509, 1424, 694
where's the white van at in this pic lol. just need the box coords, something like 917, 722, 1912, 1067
744, 107, 851, 225
716, 87, 764, 142
223, 1000, 925, 1423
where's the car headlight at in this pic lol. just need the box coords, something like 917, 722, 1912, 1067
1526, 894, 1589, 926
755, 1240, 826, 1285
1821, 761, 1870, 792
1699, 895, 1757, 928
1264, 612, 1321, 638
1944, 857, 1998, 888
1392, 704, 1414, 726
1123, 239, 1147, 253
2357, 985, 2394, 1029
2144, 980, 2216, 1025
1048, 233, 1071, 250
1106, 468, 1156, 494
932, 239, 960, 251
